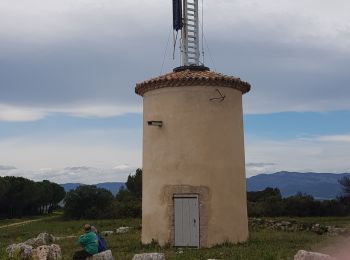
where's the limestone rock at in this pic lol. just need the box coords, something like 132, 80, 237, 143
326, 226, 350, 236
87, 250, 114, 260
116, 226, 130, 234
25, 233, 55, 247
132, 253, 165, 260
24, 238, 37, 246
311, 224, 328, 235
7, 238, 60, 260
32, 244, 62, 260
249, 218, 350, 236
54, 235, 76, 241
294, 250, 336, 260
6, 243, 33, 259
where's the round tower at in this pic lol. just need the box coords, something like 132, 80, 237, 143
135, 65, 251, 247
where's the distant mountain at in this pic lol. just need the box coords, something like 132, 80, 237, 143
60, 182, 125, 196
61, 172, 350, 200
61, 183, 81, 192
247, 171, 350, 200
96, 182, 125, 195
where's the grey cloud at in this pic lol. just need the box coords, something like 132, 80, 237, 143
2, 37, 349, 116
245, 162, 279, 176
245, 134, 350, 177
0, 49, 143, 107
246, 163, 276, 168
2, 166, 138, 184
64, 166, 95, 171
0, 165, 17, 171
209, 38, 350, 114
0, 0, 350, 119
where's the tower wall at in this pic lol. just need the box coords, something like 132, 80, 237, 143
141, 85, 248, 247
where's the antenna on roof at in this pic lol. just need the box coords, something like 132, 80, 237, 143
173, 0, 202, 67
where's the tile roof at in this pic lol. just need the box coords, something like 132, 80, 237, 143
135, 68, 251, 96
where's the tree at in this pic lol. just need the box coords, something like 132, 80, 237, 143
114, 187, 142, 218
0, 177, 11, 217
113, 169, 143, 218
51, 182, 66, 205
247, 187, 282, 202
64, 185, 114, 219
0, 176, 65, 218
283, 193, 321, 217
126, 168, 142, 199
36, 180, 65, 214
247, 188, 283, 217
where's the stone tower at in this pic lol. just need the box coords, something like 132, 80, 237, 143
135, 65, 251, 248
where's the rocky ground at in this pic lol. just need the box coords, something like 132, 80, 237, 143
249, 218, 350, 236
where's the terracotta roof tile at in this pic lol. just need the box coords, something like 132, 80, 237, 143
135, 68, 251, 96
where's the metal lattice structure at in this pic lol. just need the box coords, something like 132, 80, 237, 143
181, 0, 200, 66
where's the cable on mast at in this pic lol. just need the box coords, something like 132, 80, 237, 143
201, 0, 205, 65
204, 33, 217, 71
173, 30, 179, 60
160, 27, 172, 75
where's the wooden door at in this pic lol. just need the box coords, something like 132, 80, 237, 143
174, 196, 199, 247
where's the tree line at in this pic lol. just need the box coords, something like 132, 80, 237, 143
3, 171, 350, 220
63, 169, 142, 219
248, 177, 350, 217
0, 176, 66, 218
247, 188, 349, 217
63, 171, 350, 220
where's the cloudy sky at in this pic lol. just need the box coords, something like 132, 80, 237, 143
0, 0, 349, 183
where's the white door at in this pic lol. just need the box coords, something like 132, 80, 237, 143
174, 196, 199, 247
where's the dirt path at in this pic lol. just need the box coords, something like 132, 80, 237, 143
0, 215, 59, 229
313, 236, 350, 260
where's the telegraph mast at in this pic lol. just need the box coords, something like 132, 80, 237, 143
173, 0, 201, 66
137, 2, 251, 248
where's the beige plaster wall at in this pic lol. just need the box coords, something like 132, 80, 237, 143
141, 85, 248, 247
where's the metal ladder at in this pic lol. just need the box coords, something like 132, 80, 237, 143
182, 0, 200, 66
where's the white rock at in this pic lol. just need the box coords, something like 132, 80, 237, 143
294, 250, 336, 260
6, 243, 33, 259
24, 238, 37, 246
87, 250, 114, 260
54, 235, 76, 241
32, 244, 62, 260
116, 226, 130, 234
25, 233, 55, 247
326, 227, 349, 236
132, 253, 165, 260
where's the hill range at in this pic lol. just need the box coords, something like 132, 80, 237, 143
61, 171, 350, 200
246, 171, 350, 200
60, 182, 125, 196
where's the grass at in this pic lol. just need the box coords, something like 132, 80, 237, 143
266, 216, 350, 227
0, 212, 62, 226
1, 216, 349, 259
